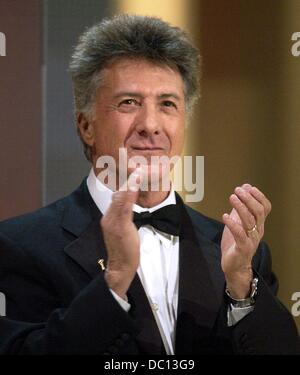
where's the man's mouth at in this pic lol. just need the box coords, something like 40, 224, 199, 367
131, 145, 165, 152
132, 147, 163, 151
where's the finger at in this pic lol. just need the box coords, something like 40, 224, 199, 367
249, 186, 272, 216
241, 183, 252, 190
222, 213, 248, 249
235, 187, 265, 227
108, 169, 143, 219
241, 183, 272, 217
229, 194, 256, 231
119, 167, 142, 192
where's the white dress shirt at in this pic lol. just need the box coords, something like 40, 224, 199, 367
87, 169, 253, 355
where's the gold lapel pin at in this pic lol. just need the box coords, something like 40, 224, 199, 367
98, 259, 106, 271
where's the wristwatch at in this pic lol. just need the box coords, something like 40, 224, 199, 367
225, 278, 258, 308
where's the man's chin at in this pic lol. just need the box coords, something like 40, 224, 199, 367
129, 149, 167, 157
125, 166, 171, 192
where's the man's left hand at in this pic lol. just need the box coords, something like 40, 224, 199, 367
221, 184, 272, 299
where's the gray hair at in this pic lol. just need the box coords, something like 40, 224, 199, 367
69, 14, 201, 161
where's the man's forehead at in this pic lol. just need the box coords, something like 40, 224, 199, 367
103, 56, 178, 73
99, 57, 185, 96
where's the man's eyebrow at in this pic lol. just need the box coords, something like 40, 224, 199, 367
113, 92, 143, 99
112, 92, 182, 101
158, 93, 181, 101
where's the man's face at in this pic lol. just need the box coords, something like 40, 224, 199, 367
81, 58, 186, 187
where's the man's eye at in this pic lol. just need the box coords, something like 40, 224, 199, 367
162, 100, 177, 108
120, 99, 139, 106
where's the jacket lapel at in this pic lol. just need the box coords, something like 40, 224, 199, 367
175, 203, 225, 354
61, 180, 164, 354
63, 220, 107, 279
62, 180, 105, 279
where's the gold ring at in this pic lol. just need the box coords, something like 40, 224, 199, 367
247, 224, 258, 235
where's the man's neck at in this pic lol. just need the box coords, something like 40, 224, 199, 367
136, 190, 170, 208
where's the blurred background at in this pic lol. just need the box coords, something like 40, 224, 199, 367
0, 0, 299, 333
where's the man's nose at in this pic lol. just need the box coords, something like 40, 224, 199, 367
135, 103, 162, 136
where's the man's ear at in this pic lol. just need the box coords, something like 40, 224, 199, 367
77, 112, 94, 146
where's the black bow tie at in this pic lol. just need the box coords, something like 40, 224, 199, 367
133, 203, 182, 236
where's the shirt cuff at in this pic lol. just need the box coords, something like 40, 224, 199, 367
227, 304, 254, 327
109, 289, 131, 312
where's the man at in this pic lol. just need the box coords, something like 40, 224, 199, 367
0, 14, 299, 355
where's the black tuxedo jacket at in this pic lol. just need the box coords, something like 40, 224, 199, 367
0, 180, 299, 355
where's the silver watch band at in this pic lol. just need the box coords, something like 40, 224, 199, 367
225, 277, 258, 308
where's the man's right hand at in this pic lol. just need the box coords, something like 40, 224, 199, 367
100, 169, 142, 300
